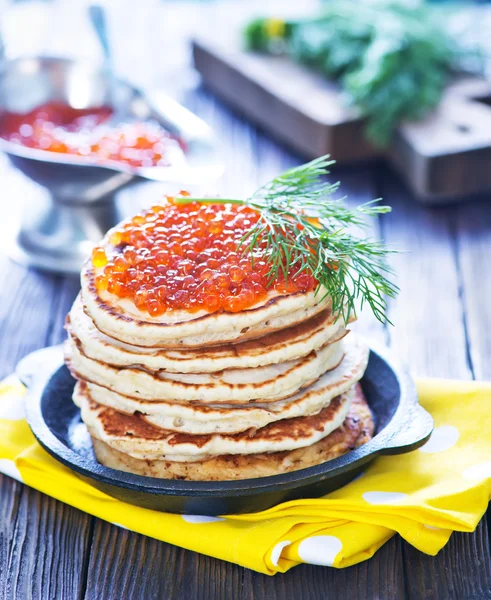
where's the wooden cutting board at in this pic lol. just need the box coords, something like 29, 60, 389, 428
192, 35, 491, 203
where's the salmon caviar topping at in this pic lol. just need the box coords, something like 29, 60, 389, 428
91, 199, 317, 315
0, 101, 185, 169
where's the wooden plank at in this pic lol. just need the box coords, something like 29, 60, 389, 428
192, 37, 378, 163
84, 522, 244, 600
0, 476, 23, 599
47, 276, 81, 345
454, 193, 491, 600
455, 200, 491, 381
183, 86, 261, 199
380, 172, 472, 378
193, 36, 491, 203
243, 534, 405, 600
403, 519, 491, 600
0, 258, 61, 379
379, 169, 491, 600
3, 487, 92, 600
392, 79, 491, 201
0, 262, 93, 600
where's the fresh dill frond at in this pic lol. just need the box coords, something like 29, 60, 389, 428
173, 155, 398, 325
244, 2, 458, 146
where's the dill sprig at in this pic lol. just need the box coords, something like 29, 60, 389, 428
173, 155, 398, 324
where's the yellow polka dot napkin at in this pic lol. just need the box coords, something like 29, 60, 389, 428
1, 375, 490, 575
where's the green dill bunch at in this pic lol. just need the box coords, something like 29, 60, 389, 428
244, 1, 456, 145
174, 156, 399, 325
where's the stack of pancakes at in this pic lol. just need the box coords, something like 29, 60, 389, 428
65, 248, 374, 481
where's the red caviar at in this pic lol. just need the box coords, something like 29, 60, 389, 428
92, 198, 317, 315
0, 101, 185, 168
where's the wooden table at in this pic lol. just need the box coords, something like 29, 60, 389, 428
1, 2, 491, 598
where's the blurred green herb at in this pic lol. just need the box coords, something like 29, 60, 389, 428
244, 1, 458, 145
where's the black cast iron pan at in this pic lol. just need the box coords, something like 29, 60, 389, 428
22, 343, 433, 515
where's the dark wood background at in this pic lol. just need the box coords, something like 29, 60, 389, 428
1, 2, 491, 598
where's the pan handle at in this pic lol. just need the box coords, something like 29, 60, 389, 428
378, 403, 434, 455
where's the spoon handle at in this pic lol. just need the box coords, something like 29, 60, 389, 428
89, 4, 112, 73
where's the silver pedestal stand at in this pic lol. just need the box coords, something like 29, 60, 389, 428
9, 187, 129, 275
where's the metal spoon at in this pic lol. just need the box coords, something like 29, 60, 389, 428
88, 4, 124, 122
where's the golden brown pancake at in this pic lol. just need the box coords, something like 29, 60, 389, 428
65, 335, 346, 404
68, 296, 348, 373
82, 264, 331, 348
77, 387, 353, 460
72, 337, 369, 435
90, 385, 374, 480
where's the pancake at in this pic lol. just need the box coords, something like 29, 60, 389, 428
82, 264, 331, 348
66, 199, 375, 482
77, 386, 354, 461
68, 296, 347, 373
90, 385, 374, 480
75, 334, 369, 434
65, 335, 345, 404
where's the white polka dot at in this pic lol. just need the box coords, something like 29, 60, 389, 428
462, 462, 491, 480
0, 396, 25, 420
0, 459, 23, 482
270, 540, 291, 566
418, 425, 459, 454
423, 524, 442, 531
298, 535, 343, 567
181, 514, 225, 523
362, 491, 408, 504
